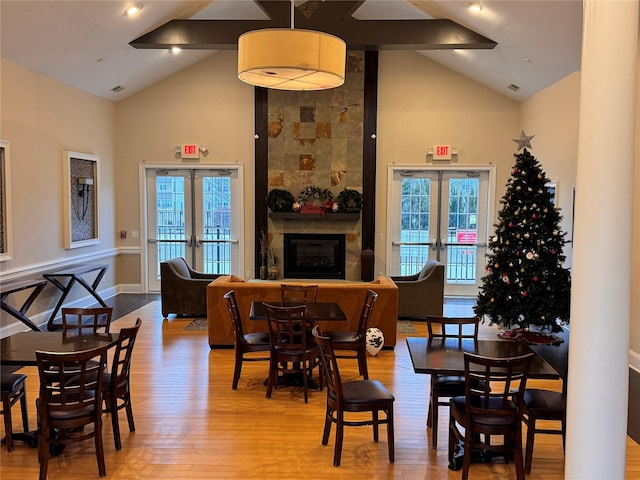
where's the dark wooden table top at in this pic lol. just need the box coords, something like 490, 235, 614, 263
249, 301, 347, 321
0, 331, 118, 366
406, 337, 562, 380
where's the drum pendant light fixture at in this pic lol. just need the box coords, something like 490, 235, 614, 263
238, 0, 346, 91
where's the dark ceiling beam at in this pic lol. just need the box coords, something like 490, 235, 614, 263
130, 0, 496, 51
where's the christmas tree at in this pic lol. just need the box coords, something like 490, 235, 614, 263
474, 132, 571, 333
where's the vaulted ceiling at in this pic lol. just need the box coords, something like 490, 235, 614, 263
0, 1, 584, 103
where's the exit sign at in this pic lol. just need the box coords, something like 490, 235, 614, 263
181, 144, 199, 159
433, 145, 451, 160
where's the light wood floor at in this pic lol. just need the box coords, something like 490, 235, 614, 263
2, 300, 639, 479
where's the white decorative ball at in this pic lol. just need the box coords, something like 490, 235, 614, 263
365, 327, 384, 356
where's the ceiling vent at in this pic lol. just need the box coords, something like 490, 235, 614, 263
110, 85, 126, 93
507, 84, 520, 92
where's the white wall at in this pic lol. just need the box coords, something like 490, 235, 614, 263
0, 58, 118, 330
115, 51, 255, 282
521, 72, 581, 267
375, 51, 520, 272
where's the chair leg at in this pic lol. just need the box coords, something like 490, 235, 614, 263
525, 415, 536, 474
2, 393, 14, 451
110, 399, 122, 451
372, 410, 379, 442
514, 428, 526, 480
447, 412, 455, 467
387, 405, 395, 463
19, 388, 29, 434
334, 412, 344, 467
125, 398, 135, 432
38, 425, 49, 480
232, 349, 243, 390
302, 360, 309, 404
95, 416, 106, 477
429, 392, 439, 448
266, 357, 277, 399
322, 406, 332, 446
461, 433, 472, 480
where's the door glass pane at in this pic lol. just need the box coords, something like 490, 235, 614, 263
156, 175, 186, 274
447, 177, 479, 285
202, 176, 231, 274
399, 178, 432, 275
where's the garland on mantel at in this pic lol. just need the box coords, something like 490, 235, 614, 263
297, 186, 334, 205
268, 186, 363, 214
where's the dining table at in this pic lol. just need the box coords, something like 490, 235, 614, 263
0, 330, 119, 450
249, 300, 347, 390
406, 337, 562, 379
1, 330, 119, 366
406, 334, 567, 470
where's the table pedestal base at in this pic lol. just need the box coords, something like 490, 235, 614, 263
448, 434, 517, 471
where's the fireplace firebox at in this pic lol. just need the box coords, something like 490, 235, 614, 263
283, 233, 346, 279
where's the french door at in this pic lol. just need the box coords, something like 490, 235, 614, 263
144, 167, 243, 291
387, 166, 494, 296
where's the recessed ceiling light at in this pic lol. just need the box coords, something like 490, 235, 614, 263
124, 4, 142, 17
469, 3, 483, 13
507, 84, 520, 92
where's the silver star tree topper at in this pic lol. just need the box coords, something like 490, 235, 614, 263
512, 130, 535, 151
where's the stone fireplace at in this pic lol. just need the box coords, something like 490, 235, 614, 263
283, 233, 346, 279
264, 51, 366, 281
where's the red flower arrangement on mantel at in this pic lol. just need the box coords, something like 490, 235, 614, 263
294, 186, 337, 215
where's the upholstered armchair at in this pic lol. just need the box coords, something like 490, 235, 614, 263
390, 260, 444, 318
160, 257, 220, 318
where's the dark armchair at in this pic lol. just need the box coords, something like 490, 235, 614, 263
160, 257, 220, 318
390, 259, 444, 318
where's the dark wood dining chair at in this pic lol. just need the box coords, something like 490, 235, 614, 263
448, 352, 534, 480
223, 291, 270, 390
425, 315, 480, 448
522, 388, 567, 473
264, 303, 321, 403
60, 307, 113, 335
312, 325, 395, 466
102, 318, 142, 450
281, 284, 318, 303
323, 289, 378, 379
36, 345, 108, 480
1, 373, 29, 451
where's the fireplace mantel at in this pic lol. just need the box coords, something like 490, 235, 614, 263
269, 212, 360, 221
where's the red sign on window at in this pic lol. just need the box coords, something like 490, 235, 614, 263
456, 230, 477, 244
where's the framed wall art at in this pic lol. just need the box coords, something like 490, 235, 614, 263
63, 150, 100, 249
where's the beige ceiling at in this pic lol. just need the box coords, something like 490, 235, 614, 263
0, 1, 584, 103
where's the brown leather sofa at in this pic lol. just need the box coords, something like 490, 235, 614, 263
160, 257, 220, 318
207, 276, 398, 349
390, 260, 444, 318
